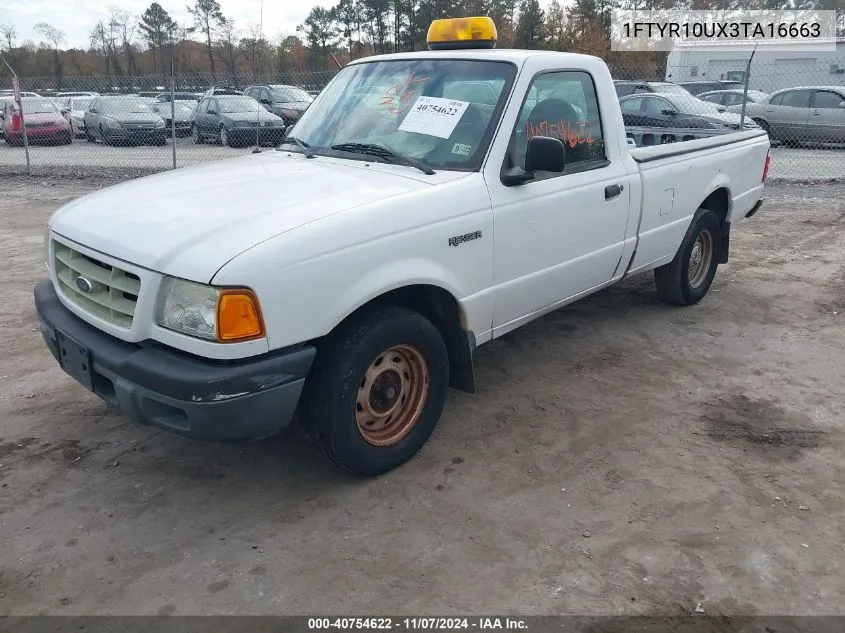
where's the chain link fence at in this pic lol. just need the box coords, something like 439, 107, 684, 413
1, 60, 843, 182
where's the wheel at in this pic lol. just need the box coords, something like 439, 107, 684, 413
654, 208, 721, 306
299, 305, 449, 476
219, 126, 231, 147
192, 124, 203, 144
85, 127, 94, 142
99, 125, 110, 145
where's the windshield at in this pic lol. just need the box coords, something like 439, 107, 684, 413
21, 99, 59, 115
218, 97, 260, 113
271, 86, 312, 103
102, 99, 154, 115
172, 101, 196, 113
71, 98, 92, 111
289, 59, 516, 171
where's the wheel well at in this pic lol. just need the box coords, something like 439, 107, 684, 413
341, 285, 476, 394
700, 187, 729, 228
700, 187, 730, 263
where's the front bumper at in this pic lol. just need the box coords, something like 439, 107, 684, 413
34, 278, 316, 441
230, 126, 286, 144
104, 127, 168, 143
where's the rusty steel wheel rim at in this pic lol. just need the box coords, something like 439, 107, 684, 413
355, 344, 430, 447
688, 229, 714, 289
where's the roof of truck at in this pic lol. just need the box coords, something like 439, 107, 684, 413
347, 48, 600, 66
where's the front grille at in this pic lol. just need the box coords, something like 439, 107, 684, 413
26, 122, 52, 129
53, 241, 140, 328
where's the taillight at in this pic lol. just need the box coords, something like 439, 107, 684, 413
762, 151, 771, 183
10, 113, 21, 131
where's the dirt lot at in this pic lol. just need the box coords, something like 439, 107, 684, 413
0, 177, 844, 616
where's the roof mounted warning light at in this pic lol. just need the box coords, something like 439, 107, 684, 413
426, 17, 498, 51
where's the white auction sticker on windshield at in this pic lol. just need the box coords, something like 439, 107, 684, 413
398, 96, 470, 139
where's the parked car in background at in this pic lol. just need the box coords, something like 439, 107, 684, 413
83, 96, 167, 145
152, 99, 197, 137
619, 91, 758, 133
728, 85, 845, 144
59, 95, 95, 138
200, 87, 243, 100
698, 89, 769, 108
154, 92, 201, 103
613, 81, 705, 103
191, 94, 286, 147
678, 80, 743, 95
57, 91, 99, 98
1, 97, 73, 145
243, 84, 313, 126
0, 90, 42, 98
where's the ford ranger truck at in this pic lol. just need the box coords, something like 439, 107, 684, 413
34, 17, 770, 476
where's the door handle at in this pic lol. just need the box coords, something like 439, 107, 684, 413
812, 110, 821, 115
605, 184, 623, 199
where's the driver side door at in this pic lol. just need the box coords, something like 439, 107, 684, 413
486, 69, 635, 334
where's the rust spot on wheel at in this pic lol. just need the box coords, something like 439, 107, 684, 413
355, 344, 429, 447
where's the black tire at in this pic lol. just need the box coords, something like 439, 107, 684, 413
99, 125, 110, 145
192, 124, 203, 144
654, 208, 721, 306
219, 125, 231, 147
85, 127, 94, 142
299, 305, 449, 477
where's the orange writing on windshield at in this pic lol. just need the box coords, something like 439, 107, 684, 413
525, 119, 594, 148
380, 72, 430, 115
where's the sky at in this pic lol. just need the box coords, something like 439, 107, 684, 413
3, 0, 555, 50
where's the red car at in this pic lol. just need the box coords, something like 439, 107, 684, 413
2, 97, 73, 146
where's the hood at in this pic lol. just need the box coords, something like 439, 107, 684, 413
278, 101, 310, 111
49, 152, 468, 282
110, 112, 163, 124
694, 109, 754, 128
224, 110, 281, 123
22, 112, 66, 125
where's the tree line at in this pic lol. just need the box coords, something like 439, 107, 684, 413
0, 0, 841, 86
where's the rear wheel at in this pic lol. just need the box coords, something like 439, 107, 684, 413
299, 305, 449, 476
654, 208, 721, 306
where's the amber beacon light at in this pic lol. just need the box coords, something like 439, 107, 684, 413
426, 17, 498, 50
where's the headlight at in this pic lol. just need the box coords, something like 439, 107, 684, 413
280, 108, 298, 119
155, 119, 165, 128
107, 118, 122, 129
155, 277, 265, 343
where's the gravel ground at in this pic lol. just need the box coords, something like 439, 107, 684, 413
0, 176, 844, 616
0, 136, 841, 182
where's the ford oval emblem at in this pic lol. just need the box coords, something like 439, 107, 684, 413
74, 276, 93, 294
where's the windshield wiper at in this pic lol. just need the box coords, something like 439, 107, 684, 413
329, 142, 435, 175
279, 135, 314, 158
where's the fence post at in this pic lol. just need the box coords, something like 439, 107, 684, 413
171, 60, 177, 170
2, 58, 31, 176
739, 45, 757, 131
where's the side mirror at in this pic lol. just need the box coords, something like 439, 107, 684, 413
260, 98, 271, 105
61, 107, 70, 114
661, 109, 678, 116
715, 105, 727, 112
502, 136, 566, 186
207, 109, 216, 115
525, 136, 566, 173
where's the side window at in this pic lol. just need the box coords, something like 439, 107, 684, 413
781, 90, 812, 108
243, 88, 253, 98
768, 93, 783, 106
700, 93, 719, 104
642, 96, 671, 115
724, 93, 743, 106
620, 96, 643, 112
813, 90, 845, 109
261, 88, 271, 103
89, 99, 99, 113
508, 70, 606, 176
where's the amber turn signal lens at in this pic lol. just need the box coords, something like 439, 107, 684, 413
216, 289, 265, 342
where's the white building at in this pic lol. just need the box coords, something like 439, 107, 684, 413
665, 39, 845, 93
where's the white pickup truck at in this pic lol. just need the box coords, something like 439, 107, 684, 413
34, 17, 770, 476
